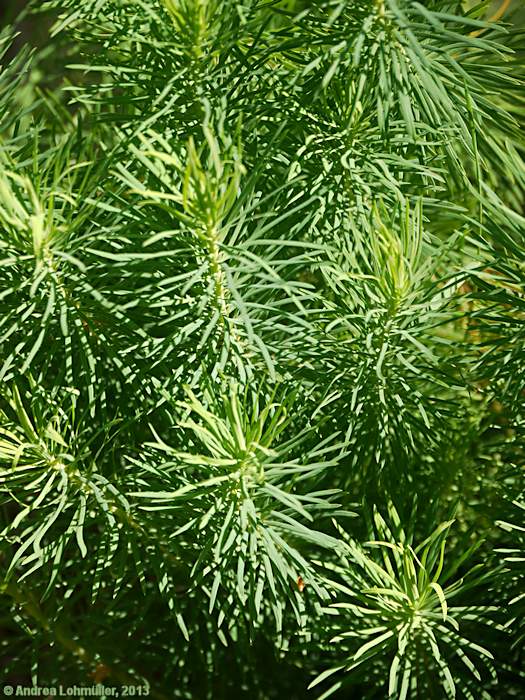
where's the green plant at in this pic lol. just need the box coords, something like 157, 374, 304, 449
0, 0, 524, 698
497, 497, 525, 651
310, 506, 501, 699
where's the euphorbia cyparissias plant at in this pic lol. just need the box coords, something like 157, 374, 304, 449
0, 0, 523, 698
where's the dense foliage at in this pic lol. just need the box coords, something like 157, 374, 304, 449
0, 0, 524, 697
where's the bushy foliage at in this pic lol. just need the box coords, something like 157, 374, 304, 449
0, 1, 524, 698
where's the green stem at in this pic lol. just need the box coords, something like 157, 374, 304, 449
1, 581, 169, 699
